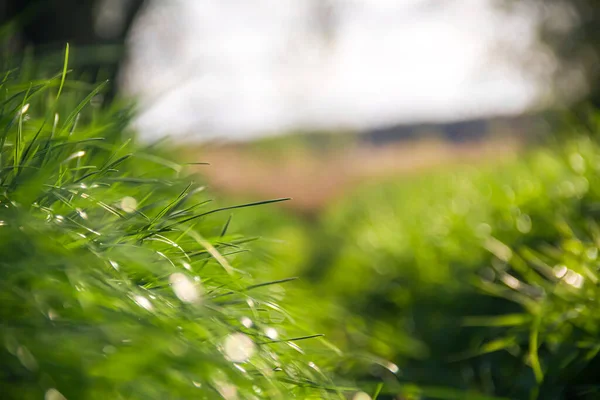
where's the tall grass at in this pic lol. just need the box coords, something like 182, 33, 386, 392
0, 51, 352, 399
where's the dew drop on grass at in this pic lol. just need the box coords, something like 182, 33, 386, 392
385, 362, 400, 374
233, 364, 247, 374
134, 295, 153, 311
241, 317, 253, 328
45, 388, 67, 400
565, 270, 584, 289
76, 208, 88, 220
18, 103, 30, 116
485, 237, 512, 262
223, 333, 256, 363
501, 274, 521, 290
554, 265, 568, 278
353, 392, 372, 400
516, 214, 532, 233
109, 260, 120, 271
215, 380, 238, 400
287, 341, 304, 354
64, 151, 86, 163
48, 309, 58, 321
212, 373, 238, 400
17, 346, 38, 371
265, 327, 278, 340
120, 196, 138, 213
169, 273, 202, 304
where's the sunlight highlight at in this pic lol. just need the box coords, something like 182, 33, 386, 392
264, 327, 278, 340
169, 272, 202, 304
120, 196, 138, 213
223, 333, 256, 363
353, 392, 372, 400
134, 294, 153, 311
45, 389, 67, 400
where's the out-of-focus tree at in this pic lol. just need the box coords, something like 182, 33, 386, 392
0, 0, 144, 96
501, 0, 600, 107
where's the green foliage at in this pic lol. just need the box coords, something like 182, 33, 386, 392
7, 44, 600, 400
0, 60, 349, 398
500, 0, 600, 106
236, 130, 600, 399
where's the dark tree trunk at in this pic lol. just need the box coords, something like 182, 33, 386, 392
1, 0, 145, 97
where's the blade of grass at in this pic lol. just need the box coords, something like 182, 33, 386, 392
462, 313, 531, 327
55, 43, 69, 102
157, 198, 291, 234
372, 383, 383, 400
220, 214, 233, 237
259, 333, 324, 344
212, 277, 299, 299
529, 311, 544, 386
60, 80, 108, 134
187, 229, 234, 275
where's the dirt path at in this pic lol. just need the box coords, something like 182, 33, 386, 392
186, 136, 521, 213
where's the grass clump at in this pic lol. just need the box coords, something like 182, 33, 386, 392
0, 59, 349, 399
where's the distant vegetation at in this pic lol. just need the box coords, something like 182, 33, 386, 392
231, 119, 600, 399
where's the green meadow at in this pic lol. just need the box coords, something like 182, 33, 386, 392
3, 48, 600, 399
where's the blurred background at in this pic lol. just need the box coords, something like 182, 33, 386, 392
4, 1, 600, 397
121, 0, 542, 140
1, 0, 594, 210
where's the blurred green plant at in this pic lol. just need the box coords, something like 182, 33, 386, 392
0, 49, 357, 399
232, 118, 600, 399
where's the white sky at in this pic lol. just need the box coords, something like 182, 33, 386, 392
122, 0, 542, 141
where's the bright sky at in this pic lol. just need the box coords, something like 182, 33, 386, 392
122, 0, 542, 141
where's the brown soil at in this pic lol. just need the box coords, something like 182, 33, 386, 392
185, 136, 521, 213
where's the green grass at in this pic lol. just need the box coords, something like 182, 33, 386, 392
231, 124, 600, 399
6, 43, 600, 400
0, 55, 355, 399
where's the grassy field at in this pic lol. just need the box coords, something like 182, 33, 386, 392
214, 127, 600, 399
4, 50, 600, 399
